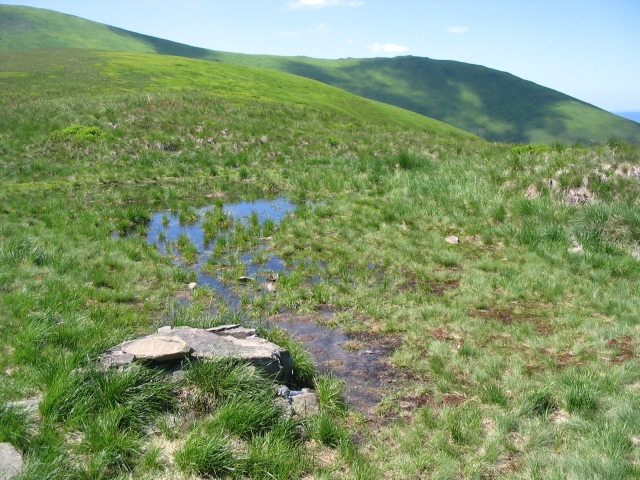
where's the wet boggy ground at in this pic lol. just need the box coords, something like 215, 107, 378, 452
147, 198, 403, 414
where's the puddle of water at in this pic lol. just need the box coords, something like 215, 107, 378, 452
148, 198, 293, 281
278, 321, 387, 412
145, 197, 396, 414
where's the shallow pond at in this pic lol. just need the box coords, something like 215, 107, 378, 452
146, 197, 396, 413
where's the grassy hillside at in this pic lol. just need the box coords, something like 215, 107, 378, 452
2, 16, 640, 480
3, 5, 640, 480
2, 4, 640, 144
0, 49, 471, 137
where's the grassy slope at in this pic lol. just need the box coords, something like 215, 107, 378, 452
2, 84, 640, 479
2, 4, 640, 144
0, 48, 471, 137
2, 19, 640, 480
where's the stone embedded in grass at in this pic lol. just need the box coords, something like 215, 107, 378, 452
167, 327, 292, 380
568, 246, 584, 254
103, 327, 293, 380
187, 282, 197, 290
291, 391, 320, 417
445, 236, 460, 245
0, 443, 24, 480
122, 336, 192, 361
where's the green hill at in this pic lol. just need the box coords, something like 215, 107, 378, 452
0, 48, 471, 137
2, 4, 640, 144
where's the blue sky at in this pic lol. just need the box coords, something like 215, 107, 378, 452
3, 0, 639, 112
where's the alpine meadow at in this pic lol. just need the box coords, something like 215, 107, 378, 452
1, 4, 640, 480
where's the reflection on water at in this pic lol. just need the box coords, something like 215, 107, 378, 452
276, 320, 388, 412
146, 197, 392, 412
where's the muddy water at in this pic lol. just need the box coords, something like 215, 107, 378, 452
273, 317, 395, 414
146, 198, 395, 413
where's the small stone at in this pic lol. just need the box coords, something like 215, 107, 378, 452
264, 281, 277, 293
238, 276, 254, 283
276, 385, 290, 398
445, 236, 460, 245
568, 246, 583, 254
0, 443, 25, 480
187, 282, 197, 290
122, 336, 191, 362
292, 392, 320, 417
266, 273, 279, 282
157, 326, 172, 334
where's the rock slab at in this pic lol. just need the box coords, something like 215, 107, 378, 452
166, 327, 292, 380
0, 443, 24, 480
122, 336, 192, 361
102, 327, 292, 381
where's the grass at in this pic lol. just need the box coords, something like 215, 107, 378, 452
0, 43, 640, 478
2, 4, 640, 144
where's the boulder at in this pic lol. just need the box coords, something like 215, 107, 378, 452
122, 336, 192, 362
0, 443, 24, 480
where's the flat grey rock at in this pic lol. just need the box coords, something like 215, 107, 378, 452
166, 327, 292, 380
122, 336, 192, 361
0, 443, 24, 480
102, 327, 292, 380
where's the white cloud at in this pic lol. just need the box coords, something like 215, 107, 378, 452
308, 22, 331, 34
367, 43, 409, 53
288, 0, 364, 9
447, 26, 469, 34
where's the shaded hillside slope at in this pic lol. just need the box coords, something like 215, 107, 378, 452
2, 4, 639, 144
0, 49, 472, 137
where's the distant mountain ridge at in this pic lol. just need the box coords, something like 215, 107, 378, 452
2, 4, 640, 144
614, 112, 640, 124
